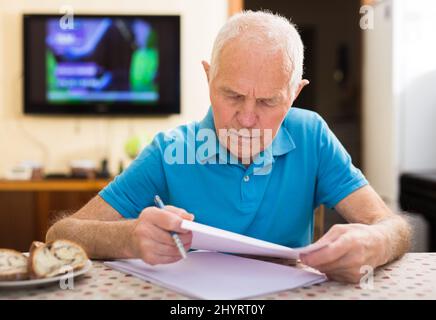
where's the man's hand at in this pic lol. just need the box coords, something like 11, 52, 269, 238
128, 205, 194, 265
301, 185, 411, 283
300, 223, 387, 283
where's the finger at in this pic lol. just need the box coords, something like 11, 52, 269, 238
183, 241, 192, 252
147, 209, 190, 233
145, 252, 184, 265
311, 224, 347, 247
147, 223, 179, 246
148, 224, 192, 247
152, 241, 185, 257
175, 232, 193, 247
324, 267, 364, 284
164, 205, 195, 220
299, 229, 342, 256
170, 234, 192, 255
140, 237, 189, 259
163, 234, 192, 256
324, 271, 351, 283
314, 250, 373, 276
301, 241, 349, 268
136, 239, 180, 261
309, 251, 356, 274
300, 235, 351, 267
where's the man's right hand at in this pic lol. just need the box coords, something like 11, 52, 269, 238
128, 205, 194, 265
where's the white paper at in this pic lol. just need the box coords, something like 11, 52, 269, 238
105, 251, 326, 300
180, 220, 327, 260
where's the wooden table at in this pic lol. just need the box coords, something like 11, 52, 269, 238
0, 179, 110, 250
1, 253, 435, 300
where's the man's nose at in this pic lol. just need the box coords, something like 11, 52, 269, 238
236, 101, 258, 128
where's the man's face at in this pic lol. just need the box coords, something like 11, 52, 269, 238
205, 39, 301, 163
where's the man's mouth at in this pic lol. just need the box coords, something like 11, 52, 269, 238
226, 128, 262, 139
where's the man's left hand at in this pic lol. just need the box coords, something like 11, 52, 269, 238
300, 223, 387, 283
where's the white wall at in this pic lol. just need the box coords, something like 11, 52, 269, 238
363, 0, 396, 204
363, 0, 436, 206
394, 0, 436, 172
0, 0, 228, 175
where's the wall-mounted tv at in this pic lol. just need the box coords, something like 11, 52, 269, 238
23, 14, 180, 115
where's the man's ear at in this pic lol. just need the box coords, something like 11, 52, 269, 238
292, 79, 310, 101
202, 60, 211, 83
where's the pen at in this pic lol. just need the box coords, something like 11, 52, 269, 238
154, 195, 187, 259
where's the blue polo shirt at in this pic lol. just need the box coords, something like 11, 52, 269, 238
99, 107, 368, 248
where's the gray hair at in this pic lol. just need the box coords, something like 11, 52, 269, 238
209, 10, 305, 89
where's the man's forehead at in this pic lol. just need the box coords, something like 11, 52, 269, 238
220, 51, 288, 73
220, 38, 289, 66
215, 45, 291, 92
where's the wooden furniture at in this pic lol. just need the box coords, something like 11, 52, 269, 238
314, 206, 325, 241
0, 179, 110, 251
228, 0, 244, 16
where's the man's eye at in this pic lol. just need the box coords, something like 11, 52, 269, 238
229, 95, 243, 101
258, 99, 275, 107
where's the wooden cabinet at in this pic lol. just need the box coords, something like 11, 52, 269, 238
0, 179, 110, 251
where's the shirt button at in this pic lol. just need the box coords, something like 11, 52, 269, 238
243, 175, 250, 182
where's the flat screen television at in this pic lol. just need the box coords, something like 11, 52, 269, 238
23, 14, 180, 115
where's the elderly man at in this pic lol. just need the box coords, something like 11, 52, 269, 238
47, 11, 411, 283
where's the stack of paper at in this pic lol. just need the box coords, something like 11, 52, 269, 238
104, 220, 327, 299
105, 251, 326, 300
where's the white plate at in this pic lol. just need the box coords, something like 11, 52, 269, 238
0, 260, 92, 288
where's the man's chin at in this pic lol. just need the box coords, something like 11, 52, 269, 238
228, 148, 262, 164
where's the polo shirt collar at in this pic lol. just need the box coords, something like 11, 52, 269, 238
197, 107, 296, 164
271, 117, 296, 156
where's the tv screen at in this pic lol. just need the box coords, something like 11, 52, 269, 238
23, 14, 180, 115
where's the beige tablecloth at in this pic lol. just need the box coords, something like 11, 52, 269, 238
1, 253, 435, 300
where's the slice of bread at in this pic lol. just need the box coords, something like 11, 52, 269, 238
0, 249, 29, 281
28, 240, 88, 279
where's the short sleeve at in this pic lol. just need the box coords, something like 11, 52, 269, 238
99, 135, 168, 219
314, 117, 368, 209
